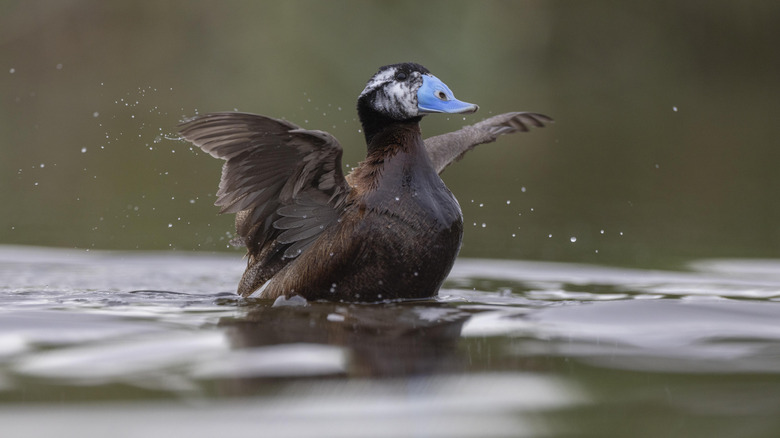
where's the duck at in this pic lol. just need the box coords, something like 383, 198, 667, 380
179, 62, 551, 302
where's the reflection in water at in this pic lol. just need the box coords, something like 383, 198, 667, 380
220, 301, 472, 379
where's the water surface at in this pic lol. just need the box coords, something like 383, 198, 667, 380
2, 245, 780, 437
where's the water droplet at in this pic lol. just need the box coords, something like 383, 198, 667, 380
9, 68, 15, 74
600, 229, 605, 234
81, 147, 87, 153
167, 223, 173, 228
479, 203, 484, 207
570, 236, 577, 243
672, 106, 678, 112
395, 196, 400, 201
521, 187, 527, 193
506, 200, 511, 205
481, 223, 486, 228
56, 63, 63, 70
548, 234, 552, 238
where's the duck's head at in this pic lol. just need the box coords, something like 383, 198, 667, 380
357, 63, 478, 141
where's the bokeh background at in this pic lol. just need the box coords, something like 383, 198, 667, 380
2, 1, 779, 269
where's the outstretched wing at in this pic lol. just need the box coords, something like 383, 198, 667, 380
424, 112, 553, 174
179, 112, 351, 291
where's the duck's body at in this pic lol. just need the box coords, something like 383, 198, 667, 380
179, 63, 551, 301
262, 120, 462, 301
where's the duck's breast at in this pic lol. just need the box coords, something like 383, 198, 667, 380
353, 145, 464, 298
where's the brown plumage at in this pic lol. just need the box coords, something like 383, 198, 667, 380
178, 63, 552, 301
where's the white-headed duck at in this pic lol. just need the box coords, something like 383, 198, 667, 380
179, 62, 551, 301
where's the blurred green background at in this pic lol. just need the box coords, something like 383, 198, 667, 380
2, 1, 779, 268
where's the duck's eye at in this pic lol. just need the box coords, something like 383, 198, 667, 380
435, 90, 448, 101
395, 72, 408, 81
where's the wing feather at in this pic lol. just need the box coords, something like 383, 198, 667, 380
424, 112, 553, 174
179, 112, 352, 291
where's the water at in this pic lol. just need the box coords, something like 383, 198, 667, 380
2, 245, 780, 437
